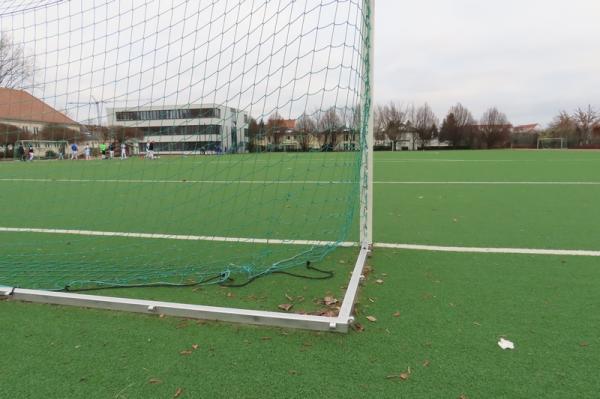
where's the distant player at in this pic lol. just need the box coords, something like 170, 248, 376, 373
17, 144, 25, 161
70, 143, 79, 160
120, 142, 127, 160
109, 142, 115, 159
28, 145, 34, 161
99, 143, 107, 159
147, 141, 155, 160
84, 145, 91, 160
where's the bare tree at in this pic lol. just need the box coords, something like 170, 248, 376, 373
267, 112, 287, 146
572, 105, 598, 145
480, 107, 511, 148
413, 103, 438, 149
295, 112, 316, 151
0, 32, 32, 89
440, 112, 459, 147
548, 111, 577, 141
317, 107, 341, 150
444, 103, 476, 147
376, 102, 411, 150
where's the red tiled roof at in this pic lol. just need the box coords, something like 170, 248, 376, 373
513, 123, 539, 133
278, 119, 296, 129
0, 88, 77, 125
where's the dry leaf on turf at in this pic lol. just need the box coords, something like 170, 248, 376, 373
148, 378, 162, 385
422, 359, 430, 367
278, 303, 294, 312
285, 294, 294, 302
323, 296, 338, 306
366, 316, 377, 322
173, 388, 183, 398
179, 350, 193, 356
375, 279, 384, 285
393, 311, 401, 317
352, 323, 365, 332
191, 344, 199, 350
580, 342, 589, 347
386, 373, 410, 381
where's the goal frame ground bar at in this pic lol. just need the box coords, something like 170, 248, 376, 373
0, 247, 369, 334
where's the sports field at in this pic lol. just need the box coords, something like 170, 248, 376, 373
2, 150, 600, 398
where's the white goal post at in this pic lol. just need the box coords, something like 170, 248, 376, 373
537, 137, 567, 149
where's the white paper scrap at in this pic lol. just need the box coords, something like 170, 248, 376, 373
498, 338, 515, 350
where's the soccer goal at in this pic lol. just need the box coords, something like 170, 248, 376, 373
537, 137, 567, 149
0, 0, 374, 333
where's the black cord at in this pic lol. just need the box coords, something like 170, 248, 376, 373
58, 262, 334, 292
218, 261, 334, 288
61, 274, 225, 293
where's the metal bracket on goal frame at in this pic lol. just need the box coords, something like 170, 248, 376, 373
0, 247, 369, 333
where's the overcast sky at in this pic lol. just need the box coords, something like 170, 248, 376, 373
376, 0, 600, 126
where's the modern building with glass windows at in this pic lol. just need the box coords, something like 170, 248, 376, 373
106, 104, 248, 154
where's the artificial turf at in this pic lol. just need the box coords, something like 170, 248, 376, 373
2, 250, 599, 398
1, 150, 600, 398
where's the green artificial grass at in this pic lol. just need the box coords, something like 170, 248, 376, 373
2, 250, 599, 398
2, 149, 600, 398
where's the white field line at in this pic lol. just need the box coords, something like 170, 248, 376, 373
0, 178, 353, 185
1, 178, 600, 186
0, 227, 355, 248
1, 227, 599, 257
374, 243, 600, 257
377, 181, 600, 186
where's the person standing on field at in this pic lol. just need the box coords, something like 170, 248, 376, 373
109, 142, 115, 159
99, 142, 107, 159
84, 144, 91, 160
17, 144, 25, 161
28, 144, 34, 161
147, 141, 155, 160
70, 143, 78, 160
120, 142, 127, 160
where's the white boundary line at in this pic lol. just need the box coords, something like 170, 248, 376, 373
0, 227, 355, 248
0, 178, 352, 185
374, 243, 600, 257
2, 178, 600, 186
376, 181, 600, 186
1, 226, 599, 257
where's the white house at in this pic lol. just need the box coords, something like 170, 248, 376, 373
106, 104, 249, 154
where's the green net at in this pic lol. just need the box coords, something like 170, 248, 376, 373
0, 0, 372, 291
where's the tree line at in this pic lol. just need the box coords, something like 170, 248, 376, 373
375, 102, 600, 150
375, 102, 513, 150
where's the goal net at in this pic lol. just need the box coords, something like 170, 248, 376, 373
537, 137, 567, 149
0, 0, 372, 291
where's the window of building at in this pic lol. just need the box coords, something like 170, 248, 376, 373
117, 108, 222, 121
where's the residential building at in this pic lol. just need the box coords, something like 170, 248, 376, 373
0, 87, 80, 157
106, 104, 249, 154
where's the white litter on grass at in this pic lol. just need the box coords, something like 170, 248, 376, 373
498, 338, 515, 350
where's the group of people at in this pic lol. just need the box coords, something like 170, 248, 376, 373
70, 142, 128, 161
16, 141, 156, 161
16, 144, 34, 161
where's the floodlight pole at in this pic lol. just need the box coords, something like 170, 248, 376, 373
360, 0, 374, 250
